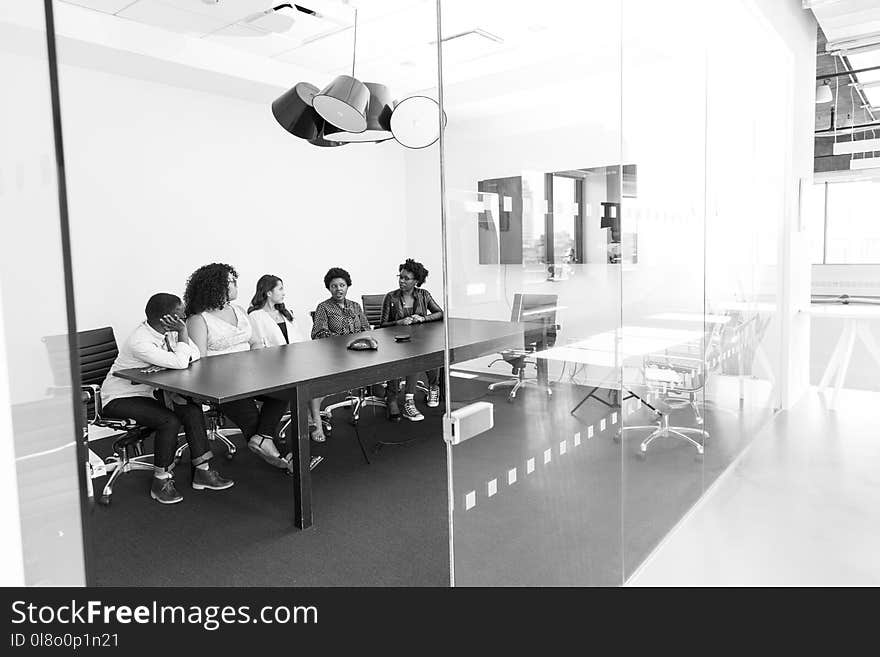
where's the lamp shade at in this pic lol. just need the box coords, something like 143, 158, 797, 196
309, 119, 348, 147
390, 95, 446, 149
313, 75, 369, 133
816, 82, 833, 104
325, 82, 395, 143
271, 82, 322, 140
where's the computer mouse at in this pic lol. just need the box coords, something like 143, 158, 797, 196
347, 336, 379, 350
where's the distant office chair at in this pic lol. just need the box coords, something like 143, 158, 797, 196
361, 294, 385, 329
488, 293, 559, 402
44, 327, 155, 505
617, 324, 721, 460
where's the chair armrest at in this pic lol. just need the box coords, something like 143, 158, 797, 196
81, 384, 103, 418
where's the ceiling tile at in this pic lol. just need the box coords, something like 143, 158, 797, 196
156, 0, 269, 22
204, 24, 301, 58
59, 0, 138, 12
117, 0, 232, 34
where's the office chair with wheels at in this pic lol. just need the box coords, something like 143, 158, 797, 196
488, 293, 559, 401
616, 324, 721, 460
173, 402, 238, 466
44, 327, 155, 505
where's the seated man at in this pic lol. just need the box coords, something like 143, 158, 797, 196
100, 293, 234, 504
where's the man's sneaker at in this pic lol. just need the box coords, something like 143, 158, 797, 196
192, 466, 235, 491
427, 385, 440, 408
402, 399, 425, 422
150, 477, 183, 504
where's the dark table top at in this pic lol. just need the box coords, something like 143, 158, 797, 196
114, 318, 523, 403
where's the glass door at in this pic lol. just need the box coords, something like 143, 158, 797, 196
0, 0, 88, 585
438, 0, 625, 586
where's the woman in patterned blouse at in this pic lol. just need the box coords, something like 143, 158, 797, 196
310, 267, 370, 339
309, 267, 369, 442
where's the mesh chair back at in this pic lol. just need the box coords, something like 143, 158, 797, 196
361, 294, 385, 328
513, 293, 559, 350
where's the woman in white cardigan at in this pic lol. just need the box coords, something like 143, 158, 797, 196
247, 274, 323, 469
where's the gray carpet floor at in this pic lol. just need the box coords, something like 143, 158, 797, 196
88, 377, 771, 586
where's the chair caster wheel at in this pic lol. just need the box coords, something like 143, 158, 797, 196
694, 453, 704, 463
225, 452, 234, 460
636, 450, 647, 461
99, 495, 111, 506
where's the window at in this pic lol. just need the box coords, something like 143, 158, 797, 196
807, 179, 880, 264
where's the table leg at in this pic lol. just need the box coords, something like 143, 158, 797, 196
289, 385, 312, 529
831, 322, 857, 410
855, 320, 880, 371
818, 323, 849, 393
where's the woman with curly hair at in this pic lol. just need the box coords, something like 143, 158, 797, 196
184, 263, 290, 470
379, 258, 443, 422
308, 267, 369, 443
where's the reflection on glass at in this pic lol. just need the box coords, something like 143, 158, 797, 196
440, 0, 624, 586
0, 1, 86, 585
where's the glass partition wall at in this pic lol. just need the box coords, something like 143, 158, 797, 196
438, 0, 625, 586
0, 0, 88, 585
437, 0, 784, 585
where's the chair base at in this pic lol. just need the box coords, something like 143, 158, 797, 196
99, 453, 154, 505
616, 414, 709, 459
324, 394, 386, 424
174, 428, 239, 466
488, 376, 552, 402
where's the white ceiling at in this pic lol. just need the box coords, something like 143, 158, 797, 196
54, 0, 620, 116
812, 0, 880, 107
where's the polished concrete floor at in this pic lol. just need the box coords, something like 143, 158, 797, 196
628, 387, 880, 586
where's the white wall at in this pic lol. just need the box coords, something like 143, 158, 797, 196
60, 64, 409, 341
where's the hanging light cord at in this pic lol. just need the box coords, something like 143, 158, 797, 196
351, 7, 358, 78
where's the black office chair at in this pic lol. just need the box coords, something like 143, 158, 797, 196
44, 327, 154, 505
488, 293, 559, 401
361, 294, 385, 329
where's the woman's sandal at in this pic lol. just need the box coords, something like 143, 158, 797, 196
309, 426, 327, 443
284, 453, 323, 472
248, 434, 288, 469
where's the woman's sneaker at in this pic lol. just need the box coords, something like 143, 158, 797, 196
427, 385, 440, 408
403, 399, 424, 422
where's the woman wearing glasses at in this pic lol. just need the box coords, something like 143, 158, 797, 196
379, 258, 444, 421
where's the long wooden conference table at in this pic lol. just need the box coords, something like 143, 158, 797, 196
114, 318, 523, 529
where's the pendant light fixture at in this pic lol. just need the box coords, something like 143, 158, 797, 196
312, 8, 369, 133
390, 95, 446, 149
271, 5, 448, 150
271, 81, 322, 140
325, 82, 395, 143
